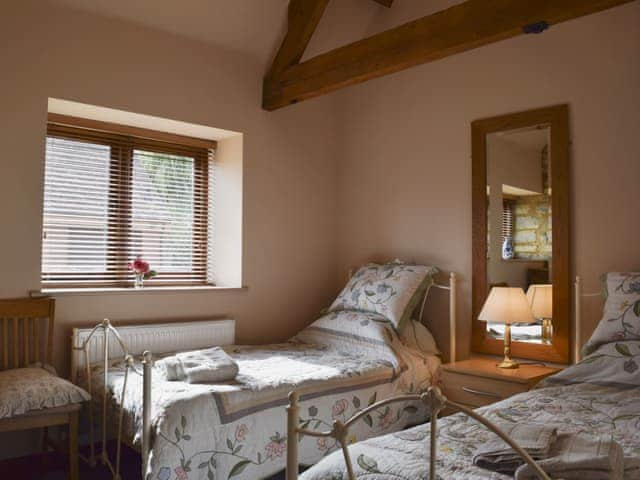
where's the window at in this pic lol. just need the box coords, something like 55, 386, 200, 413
41, 115, 215, 288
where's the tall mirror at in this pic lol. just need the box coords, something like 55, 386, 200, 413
471, 105, 570, 364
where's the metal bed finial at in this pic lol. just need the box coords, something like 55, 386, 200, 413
431, 272, 457, 362
285, 386, 551, 480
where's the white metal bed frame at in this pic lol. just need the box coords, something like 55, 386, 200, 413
285, 386, 550, 480
71, 319, 235, 479
430, 272, 457, 363
574, 275, 602, 364
71, 273, 458, 480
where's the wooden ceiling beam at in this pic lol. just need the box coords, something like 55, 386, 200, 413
266, 0, 330, 78
263, 0, 633, 110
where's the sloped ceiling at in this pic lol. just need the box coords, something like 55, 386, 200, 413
46, 0, 462, 66
46, 0, 290, 63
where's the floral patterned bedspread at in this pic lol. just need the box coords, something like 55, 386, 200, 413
87, 318, 440, 480
300, 342, 640, 480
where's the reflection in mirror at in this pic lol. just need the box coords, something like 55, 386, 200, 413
485, 125, 552, 344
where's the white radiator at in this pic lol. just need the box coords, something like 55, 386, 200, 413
72, 319, 235, 373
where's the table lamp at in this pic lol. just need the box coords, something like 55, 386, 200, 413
478, 287, 535, 369
526, 284, 553, 343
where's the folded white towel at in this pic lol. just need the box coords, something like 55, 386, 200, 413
514, 434, 624, 480
154, 347, 238, 384
473, 422, 557, 475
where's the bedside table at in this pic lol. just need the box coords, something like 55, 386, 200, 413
441, 357, 561, 409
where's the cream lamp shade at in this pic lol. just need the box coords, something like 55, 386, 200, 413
526, 284, 553, 319
478, 287, 535, 325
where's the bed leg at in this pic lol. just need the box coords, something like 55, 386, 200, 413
286, 391, 299, 480
142, 351, 153, 480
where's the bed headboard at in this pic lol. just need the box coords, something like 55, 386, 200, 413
71, 319, 235, 382
346, 266, 457, 362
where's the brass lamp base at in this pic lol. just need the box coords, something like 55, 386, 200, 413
497, 323, 519, 369
497, 357, 520, 369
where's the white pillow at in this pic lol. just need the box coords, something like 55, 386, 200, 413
0, 367, 90, 419
399, 320, 440, 356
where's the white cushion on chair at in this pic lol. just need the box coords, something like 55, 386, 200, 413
0, 367, 90, 419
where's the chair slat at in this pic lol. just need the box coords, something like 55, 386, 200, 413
23, 319, 30, 367
0, 298, 54, 371
46, 303, 55, 366
13, 318, 19, 368
33, 318, 40, 363
2, 319, 7, 370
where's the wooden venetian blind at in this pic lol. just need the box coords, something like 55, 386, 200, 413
41, 115, 215, 288
502, 199, 515, 242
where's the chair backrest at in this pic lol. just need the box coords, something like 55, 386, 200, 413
0, 298, 55, 370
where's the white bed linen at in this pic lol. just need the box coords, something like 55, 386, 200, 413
85, 315, 440, 480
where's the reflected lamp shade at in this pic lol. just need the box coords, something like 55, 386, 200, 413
526, 284, 553, 319
478, 287, 535, 325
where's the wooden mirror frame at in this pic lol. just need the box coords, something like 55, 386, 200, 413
471, 105, 570, 364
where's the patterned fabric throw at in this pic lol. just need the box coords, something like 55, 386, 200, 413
583, 272, 640, 356
472, 422, 557, 474
328, 262, 438, 330
0, 367, 90, 418
514, 434, 626, 480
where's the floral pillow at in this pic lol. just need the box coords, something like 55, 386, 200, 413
292, 310, 401, 367
0, 367, 90, 419
328, 262, 438, 331
544, 341, 640, 388
583, 272, 640, 356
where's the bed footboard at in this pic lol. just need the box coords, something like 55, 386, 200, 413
71, 319, 153, 479
286, 386, 551, 480
71, 318, 235, 480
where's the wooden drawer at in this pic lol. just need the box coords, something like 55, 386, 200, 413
441, 370, 528, 407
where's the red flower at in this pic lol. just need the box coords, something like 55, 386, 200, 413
128, 256, 150, 274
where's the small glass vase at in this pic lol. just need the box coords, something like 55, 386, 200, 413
134, 272, 144, 289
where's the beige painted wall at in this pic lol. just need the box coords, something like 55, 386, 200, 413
0, 1, 340, 371
0, 0, 342, 459
330, 2, 640, 360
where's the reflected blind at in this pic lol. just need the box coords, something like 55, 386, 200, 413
42, 122, 215, 288
502, 199, 514, 242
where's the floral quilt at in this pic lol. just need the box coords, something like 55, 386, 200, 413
86, 313, 440, 480
300, 343, 640, 480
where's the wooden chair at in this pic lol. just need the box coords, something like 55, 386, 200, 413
0, 298, 80, 480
